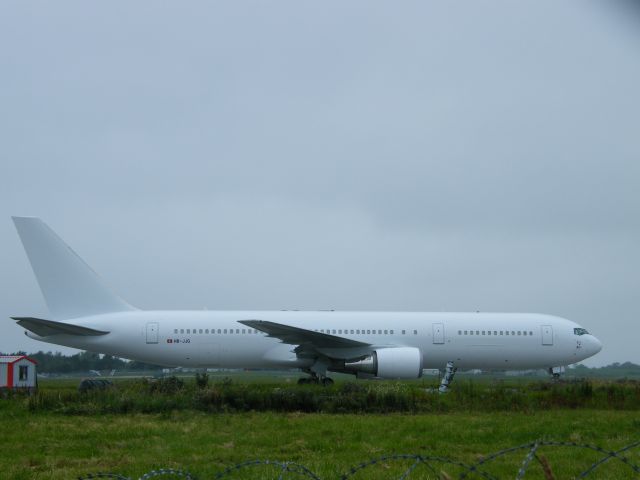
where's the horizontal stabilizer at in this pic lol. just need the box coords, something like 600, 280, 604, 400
11, 317, 109, 337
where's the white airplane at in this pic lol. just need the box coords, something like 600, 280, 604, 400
10, 217, 602, 391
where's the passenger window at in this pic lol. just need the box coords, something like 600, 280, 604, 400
199, 329, 202, 334
500, 331, 503, 335
413, 330, 418, 335
530, 331, 533, 336
378, 330, 382, 334
350, 329, 354, 334
464, 330, 468, 335
217, 329, 221, 334
180, 329, 184, 334
402, 330, 406, 335
384, 330, 388, 334
476, 331, 480, 335
470, 331, 474, 335
205, 329, 209, 334
482, 331, 485, 335
242, 329, 246, 334
367, 329, 371, 334
224, 329, 227, 334
523, 331, 527, 336
236, 329, 240, 334
390, 330, 394, 334
518, 331, 521, 335
488, 331, 491, 335
187, 329, 190, 334
505, 331, 509, 335
458, 330, 462, 335
511, 331, 515, 336
174, 329, 178, 334
494, 331, 497, 336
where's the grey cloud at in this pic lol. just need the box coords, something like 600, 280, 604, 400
1, 1, 639, 366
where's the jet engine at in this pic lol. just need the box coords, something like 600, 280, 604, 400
341, 347, 423, 379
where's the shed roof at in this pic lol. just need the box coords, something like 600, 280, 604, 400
0, 355, 37, 365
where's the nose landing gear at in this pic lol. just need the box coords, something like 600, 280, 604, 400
438, 361, 457, 394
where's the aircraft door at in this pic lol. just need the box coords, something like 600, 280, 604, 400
541, 325, 553, 345
146, 322, 159, 344
432, 323, 445, 344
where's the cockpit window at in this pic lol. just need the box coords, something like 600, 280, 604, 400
574, 328, 589, 336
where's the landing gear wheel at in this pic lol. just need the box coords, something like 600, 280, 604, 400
321, 377, 334, 386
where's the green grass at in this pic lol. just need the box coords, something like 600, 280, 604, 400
2, 377, 640, 479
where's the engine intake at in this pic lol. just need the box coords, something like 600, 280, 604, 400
342, 347, 423, 379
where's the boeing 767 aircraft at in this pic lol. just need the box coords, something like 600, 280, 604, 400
10, 217, 602, 391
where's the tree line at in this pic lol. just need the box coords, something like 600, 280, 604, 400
3, 350, 162, 373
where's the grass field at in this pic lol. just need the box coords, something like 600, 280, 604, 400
1, 375, 640, 479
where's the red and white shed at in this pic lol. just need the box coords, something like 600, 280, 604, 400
0, 355, 37, 389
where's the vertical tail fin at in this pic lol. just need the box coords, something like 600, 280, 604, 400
12, 217, 135, 319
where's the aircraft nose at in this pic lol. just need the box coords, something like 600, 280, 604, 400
588, 336, 602, 355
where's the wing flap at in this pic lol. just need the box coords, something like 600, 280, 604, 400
11, 317, 109, 337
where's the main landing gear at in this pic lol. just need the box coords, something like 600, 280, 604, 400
438, 361, 457, 394
297, 376, 334, 386
297, 369, 334, 386
548, 366, 565, 380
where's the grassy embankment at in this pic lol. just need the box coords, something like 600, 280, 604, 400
1, 376, 639, 479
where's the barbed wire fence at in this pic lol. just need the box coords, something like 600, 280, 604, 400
78, 439, 640, 480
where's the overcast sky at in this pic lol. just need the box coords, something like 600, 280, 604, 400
1, 1, 638, 366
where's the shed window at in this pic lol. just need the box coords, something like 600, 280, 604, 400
19, 365, 28, 381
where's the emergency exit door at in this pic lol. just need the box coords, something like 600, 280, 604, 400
541, 325, 553, 345
146, 322, 159, 344
432, 323, 445, 344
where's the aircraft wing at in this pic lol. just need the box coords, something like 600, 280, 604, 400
11, 317, 110, 337
238, 319, 371, 358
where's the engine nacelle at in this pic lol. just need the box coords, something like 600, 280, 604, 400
342, 347, 423, 379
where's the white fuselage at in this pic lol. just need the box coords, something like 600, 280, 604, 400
25, 310, 602, 371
